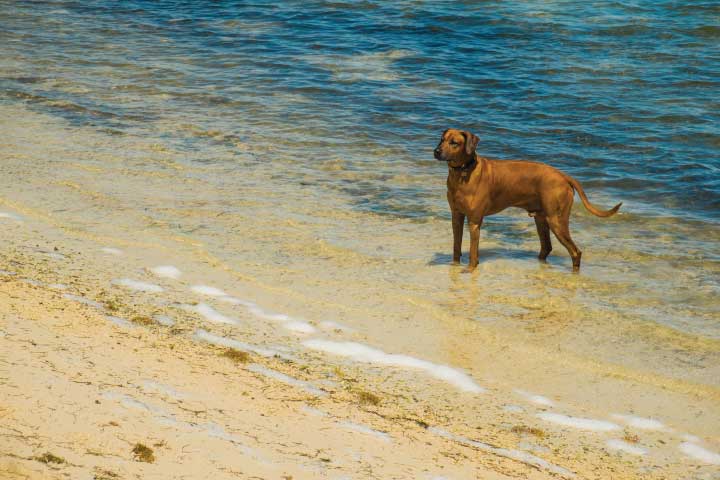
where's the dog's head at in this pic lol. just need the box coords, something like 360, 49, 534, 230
433, 128, 479, 168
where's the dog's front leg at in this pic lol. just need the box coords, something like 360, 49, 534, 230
451, 210, 465, 263
467, 218, 483, 271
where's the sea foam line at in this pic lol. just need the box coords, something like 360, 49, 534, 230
188, 303, 237, 325
679, 442, 720, 465
113, 278, 163, 293
105, 315, 134, 328
430, 427, 574, 478
302, 339, 483, 393
610, 413, 665, 431
0, 212, 22, 221
246, 363, 327, 397
193, 328, 283, 358
191, 285, 227, 297
338, 421, 392, 443
151, 265, 182, 279
62, 293, 105, 309
514, 389, 555, 407
537, 412, 621, 432
606, 439, 647, 456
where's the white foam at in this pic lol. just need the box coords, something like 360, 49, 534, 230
102, 391, 257, 456
193, 303, 237, 325
141, 380, 186, 400
430, 427, 574, 478
283, 321, 316, 334
44, 252, 65, 260
0, 212, 21, 221
101, 247, 123, 256
514, 389, 555, 407
246, 363, 327, 397
681, 433, 701, 443
102, 391, 165, 415
191, 285, 227, 297
606, 439, 647, 456
151, 265, 182, 279
537, 412, 621, 432
503, 404, 525, 413
204, 423, 251, 446
62, 293, 104, 309
248, 304, 291, 322
48, 283, 67, 290
153, 314, 175, 326
0, 270, 16, 276
679, 442, 720, 465
113, 278, 163, 293
193, 329, 280, 358
319, 320, 354, 333
338, 421, 392, 443
105, 315, 134, 328
199, 423, 258, 457
303, 339, 483, 393
218, 295, 253, 306
610, 414, 665, 431
301, 405, 327, 417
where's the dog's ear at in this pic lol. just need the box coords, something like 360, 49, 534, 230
463, 131, 479, 155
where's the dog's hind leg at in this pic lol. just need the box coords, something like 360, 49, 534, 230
534, 215, 552, 261
547, 215, 582, 271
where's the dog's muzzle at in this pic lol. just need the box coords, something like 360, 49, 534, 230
434, 148, 444, 161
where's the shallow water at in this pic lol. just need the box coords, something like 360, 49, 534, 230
1, 0, 719, 475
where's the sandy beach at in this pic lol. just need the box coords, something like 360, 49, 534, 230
2, 1, 720, 477
0, 277, 574, 480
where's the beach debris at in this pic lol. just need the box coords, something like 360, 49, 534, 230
131, 315, 155, 326
131, 443, 155, 463
511, 425, 546, 438
94, 468, 119, 479
34, 452, 65, 464
355, 390, 381, 406
221, 347, 250, 364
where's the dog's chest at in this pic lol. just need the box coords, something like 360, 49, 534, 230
447, 182, 487, 215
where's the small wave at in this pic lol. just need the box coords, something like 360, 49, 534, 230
303, 339, 483, 393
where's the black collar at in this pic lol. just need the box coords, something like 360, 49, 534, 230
449, 155, 477, 174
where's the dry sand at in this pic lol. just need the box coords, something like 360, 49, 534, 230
0, 279, 567, 480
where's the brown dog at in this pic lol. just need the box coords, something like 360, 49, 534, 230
434, 129, 622, 271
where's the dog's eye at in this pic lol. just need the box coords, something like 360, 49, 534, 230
449, 141, 459, 146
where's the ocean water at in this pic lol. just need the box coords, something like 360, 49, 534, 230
1, 1, 720, 474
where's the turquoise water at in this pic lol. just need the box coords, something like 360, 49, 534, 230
1, 1, 718, 221
1, 2, 719, 337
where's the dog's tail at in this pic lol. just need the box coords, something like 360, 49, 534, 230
564, 174, 622, 218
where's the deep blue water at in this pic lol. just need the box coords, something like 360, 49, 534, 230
1, 0, 719, 222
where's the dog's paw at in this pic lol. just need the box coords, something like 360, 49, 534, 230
461, 267, 477, 274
